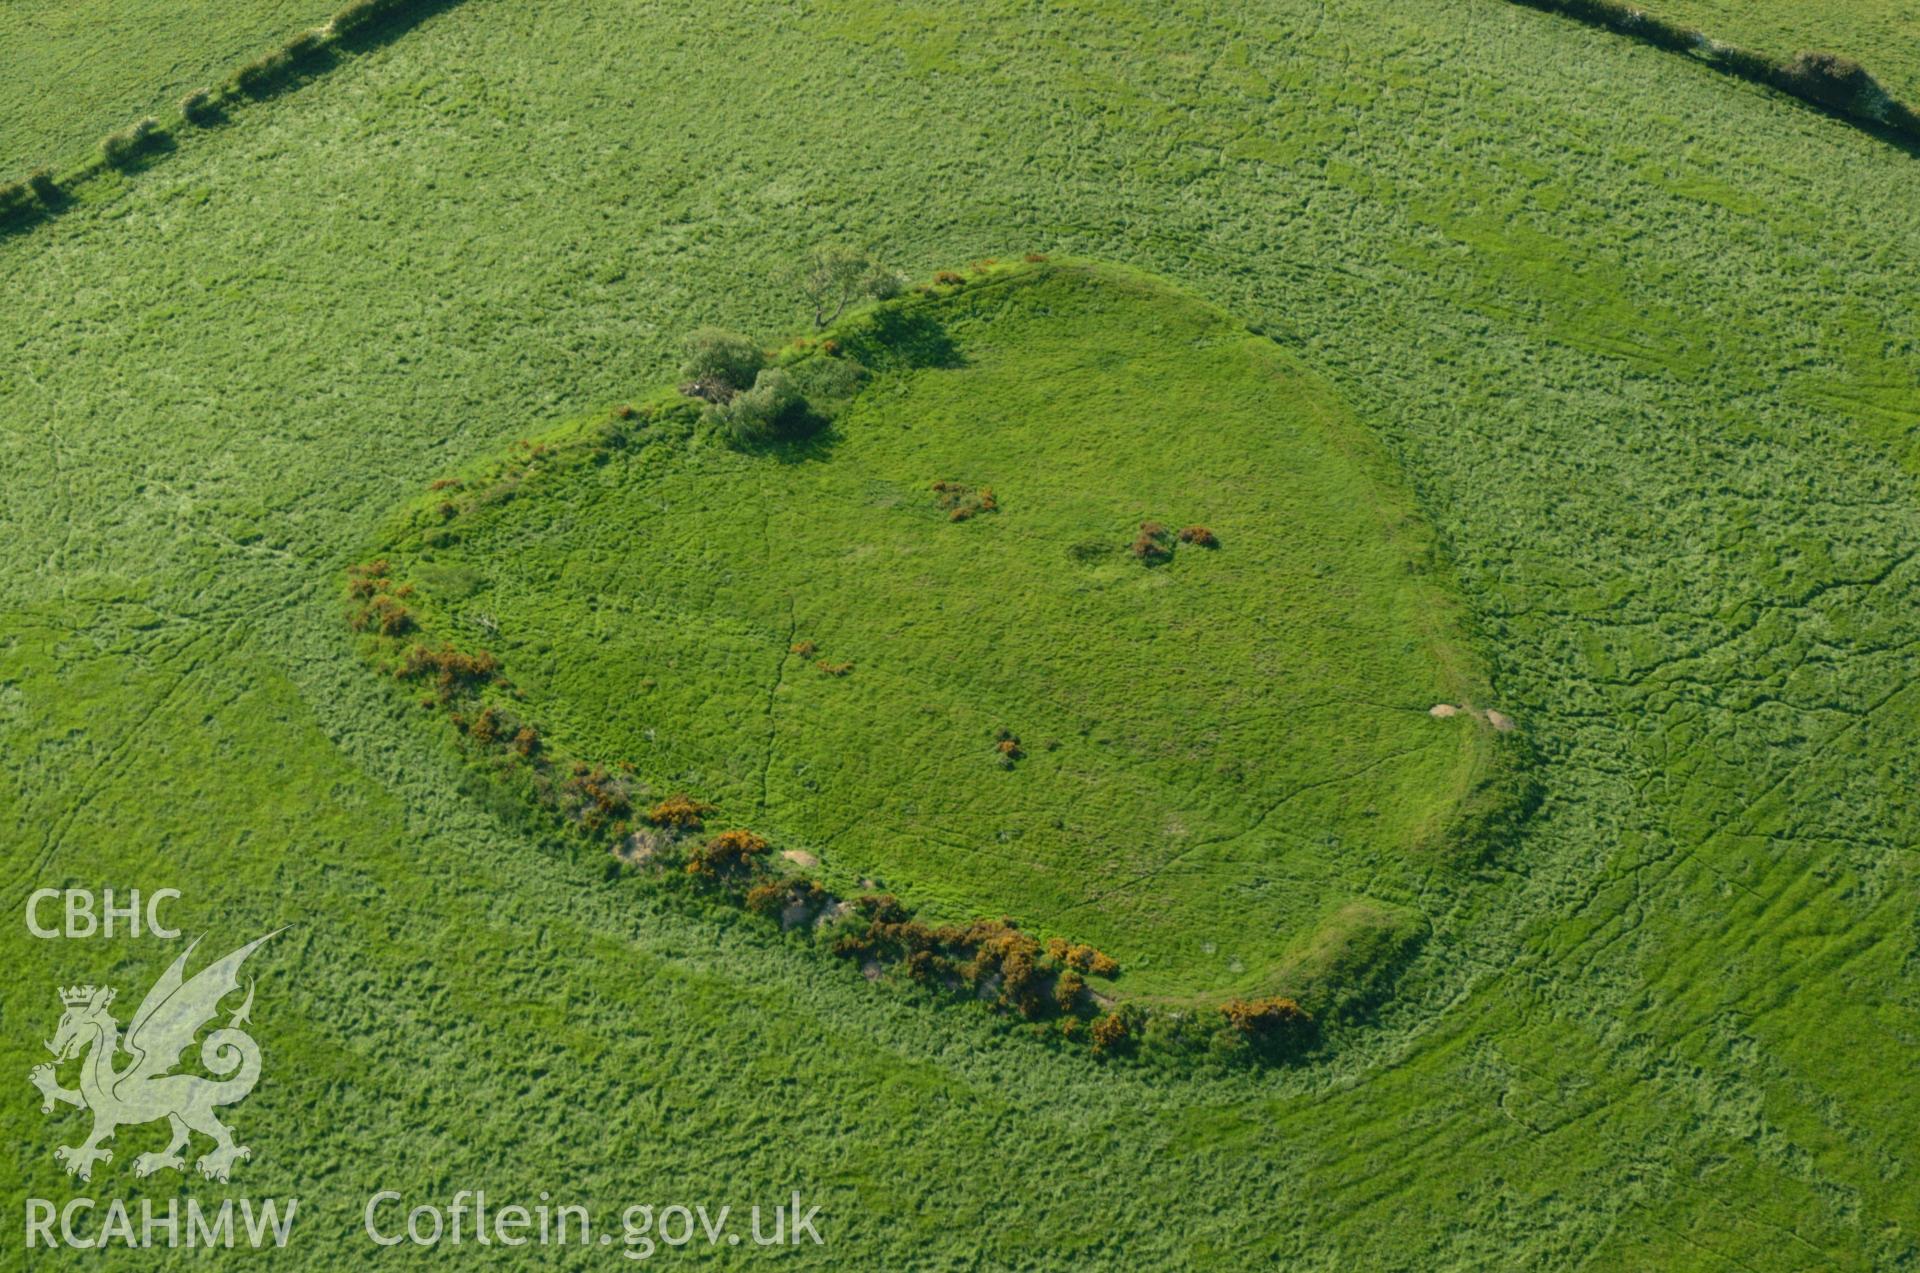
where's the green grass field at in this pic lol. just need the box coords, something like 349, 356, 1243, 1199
3, 0, 1919, 1266
0, 0, 334, 177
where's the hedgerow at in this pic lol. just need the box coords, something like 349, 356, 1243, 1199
2, 0, 468, 241
1510, 0, 1920, 143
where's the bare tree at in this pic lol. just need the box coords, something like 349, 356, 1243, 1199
796, 245, 901, 330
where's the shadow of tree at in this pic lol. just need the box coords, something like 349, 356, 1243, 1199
840, 308, 965, 374
718, 403, 840, 464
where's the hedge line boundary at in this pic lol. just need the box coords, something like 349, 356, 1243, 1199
1, 0, 465, 238
1511, 0, 1920, 151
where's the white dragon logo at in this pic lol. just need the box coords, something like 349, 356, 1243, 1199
29, 930, 280, 1183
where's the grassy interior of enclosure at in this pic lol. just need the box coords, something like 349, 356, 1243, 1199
4, 0, 1920, 1266
362, 259, 1514, 1009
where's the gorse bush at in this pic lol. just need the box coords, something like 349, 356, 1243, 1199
558, 763, 636, 832
647, 794, 715, 830
1219, 996, 1314, 1059
229, 51, 286, 96
1046, 937, 1119, 978
686, 829, 771, 878
351, 593, 415, 636
744, 877, 830, 923
1089, 1012, 1132, 1056
1221, 995, 1310, 1035
931, 480, 997, 521
679, 327, 765, 399
345, 559, 421, 635
1131, 521, 1173, 563
1054, 970, 1086, 1013
830, 903, 1123, 1026
714, 366, 807, 445
0, 169, 60, 228
346, 558, 392, 597
466, 705, 510, 745
395, 642, 498, 699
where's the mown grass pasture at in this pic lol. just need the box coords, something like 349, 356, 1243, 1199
2, 0, 1918, 1266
